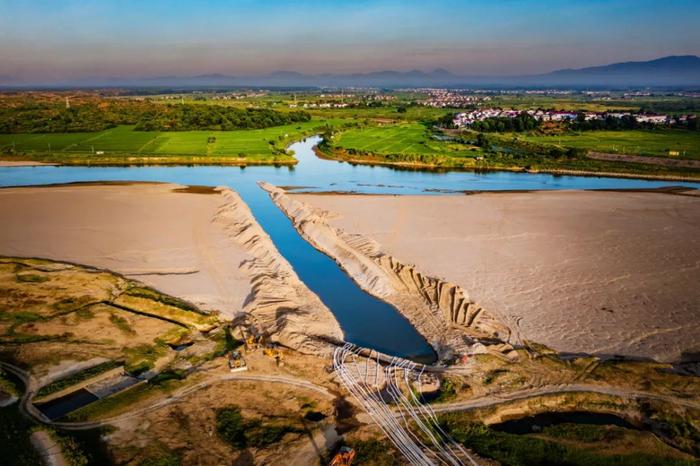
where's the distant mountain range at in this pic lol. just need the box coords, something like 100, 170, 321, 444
530, 55, 700, 87
5, 55, 700, 89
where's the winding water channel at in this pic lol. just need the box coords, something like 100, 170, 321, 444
1, 136, 699, 362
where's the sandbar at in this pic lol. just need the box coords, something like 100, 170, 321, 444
294, 190, 700, 362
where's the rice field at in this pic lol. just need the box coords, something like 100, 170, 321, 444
519, 130, 700, 159
0, 119, 344, 162
334, 124, 478, 157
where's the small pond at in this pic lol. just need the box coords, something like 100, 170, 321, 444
492, 411, 636, 435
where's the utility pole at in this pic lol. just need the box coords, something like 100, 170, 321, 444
65, 97, 70, 109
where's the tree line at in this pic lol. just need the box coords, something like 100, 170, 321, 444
0, 99, 310, 133
434, 112, 541, 132
570, 113, 698, 131
134, 105, 310, 131
470, 113, 540, 132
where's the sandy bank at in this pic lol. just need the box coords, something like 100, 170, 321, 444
0, 160, 58, 167
292, 190, 700, 362
262, 183, 517, 361
0, 183, 342, 354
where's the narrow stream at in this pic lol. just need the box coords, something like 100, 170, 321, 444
1, 136, 699, 362
237, 183, 436, 362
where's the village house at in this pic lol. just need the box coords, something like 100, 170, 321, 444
635, 113, 668, 124
452, 107, 670, 128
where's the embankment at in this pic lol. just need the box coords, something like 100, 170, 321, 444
213, 187, 344, 354
289, 190, 700, 362
260, 182, 517, 361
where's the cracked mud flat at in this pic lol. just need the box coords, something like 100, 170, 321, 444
262, 182, 517, 361
288, 189, 700, 363
0, 183, 342, 355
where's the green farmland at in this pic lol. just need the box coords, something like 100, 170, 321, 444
323, 124, 700, 179
333, 124, 480, 159
0, 119, 349, 165
517, 130, 700, 159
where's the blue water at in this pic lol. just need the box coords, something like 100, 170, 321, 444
35, 388, 99, 420
1, 136, 698, 362
2, 136, 699, 194
236, 176, 437, 362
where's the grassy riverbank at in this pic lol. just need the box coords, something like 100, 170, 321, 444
517, 129, 700, 159
321, 124, 700, 180
0, 118, 352, 165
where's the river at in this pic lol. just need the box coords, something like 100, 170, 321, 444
1, 136, 698, 362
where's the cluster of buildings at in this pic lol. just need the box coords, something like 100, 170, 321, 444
288, 90, 394, 109
157, 91, 268, 101
418, 89, 490, 108
453, 108, 578, 127
452, 108, 678, 128
289, 102, 349, 109
210, 92, 267, 100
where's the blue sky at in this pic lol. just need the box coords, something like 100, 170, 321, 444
1, 0, 699, 81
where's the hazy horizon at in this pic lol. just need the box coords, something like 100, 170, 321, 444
2, 0, 700, 83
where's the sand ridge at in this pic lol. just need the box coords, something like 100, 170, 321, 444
262, 182, 517, 361
293, 189, 700, 363
0, 182, 343, 355
212, 186, 343, 354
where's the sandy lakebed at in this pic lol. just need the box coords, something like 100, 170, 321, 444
289, 189, 700, 363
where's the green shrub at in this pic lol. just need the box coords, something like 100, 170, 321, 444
52, 432, 88, 466
348, 439, 403, 466
215, 406, 247, 448
245, 422, 295, 448
36, 360, 121, 398
215, 405, 298, 450
149, 370, 184, 385
124, 286, 201, 313
109, 313, 134, 334
439, 415, 695, 466
139, 451, 181, 466
16, 273, 49, 283
483, 369, 508, 385
124, 342, 167, 374
542, 423, 625, 443
432, 377, 457, 403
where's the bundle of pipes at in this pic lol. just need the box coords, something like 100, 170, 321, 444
333, 344, 478, 466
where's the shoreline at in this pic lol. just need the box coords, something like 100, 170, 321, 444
291, 188, 700, 363
314, 145, 700, 183
261, 182, 519, 362
0, 181, 343, 355
2, 144, 699, 183
0, 157, 297, 167
0, 160, 59, 167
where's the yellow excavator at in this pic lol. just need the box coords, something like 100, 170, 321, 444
244, 334, 264, 351
263, 344, 284, 366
